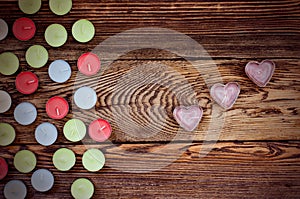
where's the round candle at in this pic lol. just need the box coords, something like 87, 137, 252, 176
15, 71, 39, 94
49, 60, 72, 83
0, 90, 12, 113
89, 119, 112, 142
74, 86, 97, 110
0, 157, 8, 180
0, 19, 8, 41
45, 24, 68, 47
46, 96, 69, 119
63, 119, 86, 142
82, 148, 105, 172
71, 178, 94, 199
49, 0, 72, 16
0, 52, 19, 76
72, 19, 95, 43
0, 123, 15, 146
25, 45, 48, 68
14, 150, 36, 173
53, 148, 76, 171
14, 102, 37, 125
31, 169, 54, 192
77, 52, 100, 76
18, 0, 41, 14
35, 122, 58, 146
4, 180, 27, 199
13, 17, 36, 41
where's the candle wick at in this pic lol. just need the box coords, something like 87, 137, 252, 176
40, 173, 44, 180
41, 128, 47, 136
87, 63, 92, 72
55, 107, 60, 116
23, 26, 32, 30
98, 126, 106, 132
25, 109, 33, 113
27, 79, 36, 84
60, 68, 69, 72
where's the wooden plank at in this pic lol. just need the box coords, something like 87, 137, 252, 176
1, 59, 299, 143
0, 142, 300, 198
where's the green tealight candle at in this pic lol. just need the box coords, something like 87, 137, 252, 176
0, 123, 16, 146
0, 52, 19, 76
72, 19, 95, 43
14, 150, 37, 173
82, 149, 105, 172
53, 148, 76, 171
71, 178, 94, 199
45, 24, 68, 47
18, 0, 42, 14
25, 45, 48, 68
49, 0, 72, 16
63, 119, 86, 142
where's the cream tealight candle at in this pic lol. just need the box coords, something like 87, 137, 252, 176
35, 122, 58, 146
0, 90, 12, 113
31, 169, 54, 192
4, 180, 27, 199
14, 102, 37, 125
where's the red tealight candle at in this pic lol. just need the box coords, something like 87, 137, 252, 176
46, 96, 69, 119
15, 71, 39, 94
77, 52, 101, 76
89, 119, 112, 142
13, 17, 36, 41
0, 157, 8, 180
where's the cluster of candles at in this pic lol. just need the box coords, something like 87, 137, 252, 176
0, 0, 108, 198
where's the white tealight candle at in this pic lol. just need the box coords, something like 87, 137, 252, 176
48, 60, 72, 83
0, 19, 8, 41
14, 102, 37, 125
31, 169, 54, 192
35, 122, 58, 146
74, 86, 97, 110
4, 180, 27, 199
0, 90, 11, 113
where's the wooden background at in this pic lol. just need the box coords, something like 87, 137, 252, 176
0, 0, 300, 198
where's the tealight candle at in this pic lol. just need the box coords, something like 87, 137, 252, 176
45, 24, 68, 47
49, 0, 72, 16
14, 150, 37, 173
14, 102, 37, 125
0, 123, 15, 146
25, 45, 48, 68
48, 60, 72, 83
15, 71, 39, 94
71, 178, 94, 199
0, 19, 8, 41
82, 148, 105, 172
0, 157, 8, 180
52, 148, 76, 171
74, 86, 97, 110
0, 90, 12, 113
4, 180, 27, 199
13, 17, 36, 41
63, 119, 86, 142
46, 96, 69, 119
31, 169, 54, 192
18, 0, 41, 14
89, 119, 112, 142
35, 122, 58, 146
72, 19, 95, 43
77, 52, 101, 76
0, 52, 19, 76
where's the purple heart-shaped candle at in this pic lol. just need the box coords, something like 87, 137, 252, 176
245, 60, 275, 87
173, 105, 203, 132
210, 82, 240, 110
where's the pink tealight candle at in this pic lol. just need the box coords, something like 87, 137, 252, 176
15, 71, 39, 95
46, 96, 69, 119
89, 119, 112, 142
12, 17, 36, 41
77, 52, 101, 76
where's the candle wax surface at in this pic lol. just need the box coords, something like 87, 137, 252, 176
15, 71, 39, 94
31, 169, 54, 192
48, 60, 71, 83
53, 148, 76, 171
4, 180, 27, 199
0, 90, 12, 113
82, 148, 105, 172
14, 102, 37, 125
35, 122, 58, 146
0, 157, 8, 180
72, 19, 95, 43
18, 0, 41, 14
14, 150, 37, 173
13, 17, 36, 41
46, 96, 69, 119
71, 178, 94, 199
0, 52, 19, 76
0, 123, 15, 146
77, 52, 101, 76
49, 0, 72, 15
25, 45, 48, 68
74, 86, 97, 110
0, 19, 8, 41
89, 119, 112, 142
45, 24, 68, 47
63, 119, 86, 142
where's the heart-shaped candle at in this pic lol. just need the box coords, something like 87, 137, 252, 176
210, 82, 240, 110
173, 105, 203, 132
245, 60, 275, 87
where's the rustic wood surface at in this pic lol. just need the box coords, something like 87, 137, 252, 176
0, 0, 300, 198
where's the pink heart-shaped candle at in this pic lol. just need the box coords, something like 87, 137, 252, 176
210, 82, 240, 110
245, 60, 275, 87
173, 105, 203, 132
